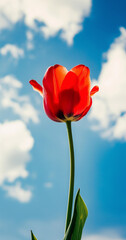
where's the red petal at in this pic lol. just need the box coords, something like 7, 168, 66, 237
73, 85, 91, 115
90, 85, 99, 96
60, 71, 78, 91
29, 80, 43, 96
43, 65, 68, 103
59, 71, 78, 115
43, 99, 60, 122
43, 91, 60, 122
43, 66, 54, 94
53, 64, 68, 89
71, 64, 90, 89
70, 65, 91, 115
76, 98, 92, 121
59, 89, 80, 117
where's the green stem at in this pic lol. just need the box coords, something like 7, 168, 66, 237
65, 121, 75, 233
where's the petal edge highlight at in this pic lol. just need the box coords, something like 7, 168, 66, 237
29, 80, 43, 96
90, 85, 99, 96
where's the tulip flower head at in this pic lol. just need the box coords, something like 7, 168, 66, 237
29, 64, 99, 122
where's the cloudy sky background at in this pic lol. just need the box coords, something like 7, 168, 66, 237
0, 0, 126, 239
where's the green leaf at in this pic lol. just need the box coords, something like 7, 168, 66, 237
63, 189, 88, 240
31, 230, 38, 240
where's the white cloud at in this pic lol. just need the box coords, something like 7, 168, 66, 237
84, 235, 125, 240
0, 120, 34, 184
44, 182, 53, 188
0, 75, 39, 204
26, 31, 33, 41
0, 0, 92, 45
26, 30, 34, 50
2, 75, 22, 88
89, 27, 126, 141
0, 14, 11, 30
84, 229, 125, 240
3, 182, 32, 203
0, 44, 24, 59
0, 75, 39, 123
0, 75, 39, 202
0, 120, 33, 202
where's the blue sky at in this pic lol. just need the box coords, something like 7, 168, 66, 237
0, 0, 126, 239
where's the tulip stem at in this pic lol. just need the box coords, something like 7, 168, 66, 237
65, 121, 75, 233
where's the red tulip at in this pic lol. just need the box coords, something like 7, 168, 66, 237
29, 64, 99, 122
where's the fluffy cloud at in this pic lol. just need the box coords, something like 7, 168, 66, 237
0, 44, 24, 59
89, 27, 126, 141
3, 182, 32, 203
0, 0, 92, 45
0, 120, 34, 184
84, 235, 125, 240
84, 229, 125, 240
26, 31, 34, 50
0, 75, 39, 202
44, 182, 53, 188
0, 75, 39, 123
0, 120, 33, 201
